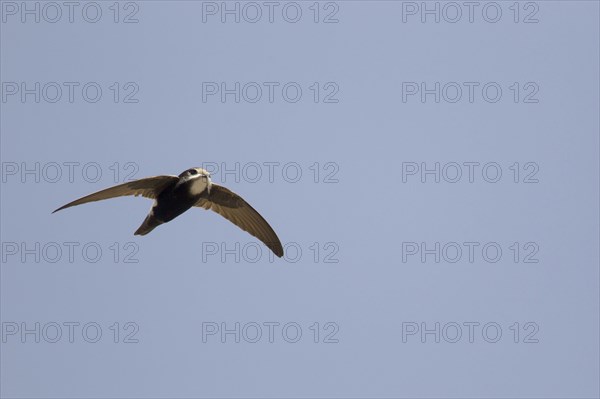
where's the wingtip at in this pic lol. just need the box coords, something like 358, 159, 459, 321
52, 204, 69, 213
273, 245, 284, 258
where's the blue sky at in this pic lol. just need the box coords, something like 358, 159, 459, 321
1, 1, 599, 398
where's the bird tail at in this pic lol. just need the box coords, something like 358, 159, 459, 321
134, 214, 162, 236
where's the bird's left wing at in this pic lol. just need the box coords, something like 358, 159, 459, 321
52, 175, 179, 213
194, 184, 284, 257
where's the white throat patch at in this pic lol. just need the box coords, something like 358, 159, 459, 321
188, 175, 209, 195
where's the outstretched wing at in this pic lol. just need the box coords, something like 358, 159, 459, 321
53, 175, 179, 213
195, 184, 284, 257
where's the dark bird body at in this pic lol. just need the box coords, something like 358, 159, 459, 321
135, 175, 196, 235
53, 167, 284, 257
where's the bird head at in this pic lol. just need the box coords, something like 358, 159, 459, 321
179, 167, 212, 194
179, 167, 210, 178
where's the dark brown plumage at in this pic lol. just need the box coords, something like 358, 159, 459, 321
53, 168, 284, 257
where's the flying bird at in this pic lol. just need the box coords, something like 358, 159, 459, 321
53, 167, 284, 257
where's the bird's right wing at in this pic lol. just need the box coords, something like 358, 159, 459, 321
194, 184, 284, 257
52, 175, 179, 213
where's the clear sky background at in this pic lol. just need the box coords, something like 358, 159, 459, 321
1, 1, 599, 398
